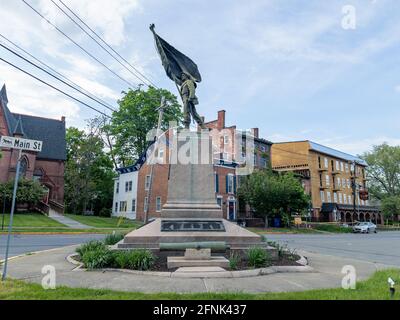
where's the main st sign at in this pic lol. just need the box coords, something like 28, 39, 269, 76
0, 135, 43, 152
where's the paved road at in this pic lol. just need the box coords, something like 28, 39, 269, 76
0, 234, 105, 260
265, 231, 400, 267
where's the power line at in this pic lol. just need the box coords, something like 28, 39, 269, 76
0, 42, 117, 113
21, 0, 137, 89
0, 57, 111, 119
0, 33, 116, 111
53, 0, 157, 88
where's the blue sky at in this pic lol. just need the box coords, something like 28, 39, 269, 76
0, 0, 399, 155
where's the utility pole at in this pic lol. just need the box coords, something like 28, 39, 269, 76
143, 96, 166, 224
351, 160, 357, 223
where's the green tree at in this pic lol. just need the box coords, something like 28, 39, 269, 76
0, 179, 45, 208
64, 126, 115, 215
110, 86, 183, 166
362, 143, 400, 200
238, 170, 309, 227
381, 196, 400, 222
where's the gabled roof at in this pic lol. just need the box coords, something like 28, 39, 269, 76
0, 84, 66, 161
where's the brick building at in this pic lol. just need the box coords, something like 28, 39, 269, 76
271, 140, 382, 224
114, 110, 272, 222
0, 85, 66, 212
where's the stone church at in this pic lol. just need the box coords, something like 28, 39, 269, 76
0, 84, 66, 213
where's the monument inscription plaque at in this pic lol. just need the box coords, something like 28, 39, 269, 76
161, 220, 225, 232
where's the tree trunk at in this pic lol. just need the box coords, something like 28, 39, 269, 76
264, 216, 269, 228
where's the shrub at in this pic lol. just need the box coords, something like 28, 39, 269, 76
99, 207, 111, 217
81, 247, 113, 269
114, 249, 155, 270
247, 247, 270, 268
228, 252, 241, 270
104, 233, 124, 245
76, 240, 106, 257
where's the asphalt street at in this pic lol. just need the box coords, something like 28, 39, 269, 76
265, 231, 400, 267
0, 234, 105, 260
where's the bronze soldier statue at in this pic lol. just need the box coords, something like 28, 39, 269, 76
180, 72, 205, 129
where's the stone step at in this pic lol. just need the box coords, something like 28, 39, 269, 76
175, 266, 226, 273
167, 256, 229, 269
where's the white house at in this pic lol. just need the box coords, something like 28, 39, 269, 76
112, 166, 138, 220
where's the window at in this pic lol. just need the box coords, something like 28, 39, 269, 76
156, 197, 162, 212
116, 182, 119, 194
319, 174, 323, 187
340, 162, 344, 172
345, 163, 349, 173
159, 148, 164, 160
223, 152, 229, 160
337, 177, 341, 187
19, 157, 28, 178
326, 192, 332, 202
348, 195, 352, 204
347, 179, 351, 188
119, 201, 127, 212
320, 191, 325, 202
343, 195, 347, 204
125, 181, 129, 192
338, 193, 343, 204
131, 199, 136, 213
325, 175, 330, 187
144, 197, 148, 212
115, 202, 118, 213
227, 174, 234, 194
217, 197, 223, 208
223, 135, 229, 144
342, 178, 346, 188
336, 160, 340, 171
145, 175, 151, 190
318, 156, 321, 169
324, 157, 328, 168
333, 192, 338, 203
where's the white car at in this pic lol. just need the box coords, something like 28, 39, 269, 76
352, 222, 377, 233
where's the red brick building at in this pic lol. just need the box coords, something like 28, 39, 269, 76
0, 85, 66, 212
134, 110, 272, 221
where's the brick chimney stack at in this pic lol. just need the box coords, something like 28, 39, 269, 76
251, 128, 259, 138
217, 110, 226, 130
61, 116, 65, 123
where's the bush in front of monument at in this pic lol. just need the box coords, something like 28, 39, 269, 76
247, 247, 271, 268
76, 241, 155, 271
114, 250, 155, 270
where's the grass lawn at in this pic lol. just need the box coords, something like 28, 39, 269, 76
247, 227, 319, 234
311, 223, 353, 233
65, 214, 141, 229
0, 269, 399, 300
0, 213, 66, 228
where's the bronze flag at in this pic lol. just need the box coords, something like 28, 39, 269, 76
150, 24, 201, 86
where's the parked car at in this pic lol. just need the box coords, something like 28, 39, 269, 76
352, 222, 377, 233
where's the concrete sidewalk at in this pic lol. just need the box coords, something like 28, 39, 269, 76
2, 245, 391, 294
48, 212, 93, 229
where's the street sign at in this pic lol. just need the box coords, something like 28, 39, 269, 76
0, 136, 42, 152
0, 135, 44, 281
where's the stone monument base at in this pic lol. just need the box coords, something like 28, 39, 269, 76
118, 218, 266, 250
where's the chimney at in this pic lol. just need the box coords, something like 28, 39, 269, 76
61, 116, 65, 123
217, 110, 225, 130
251, 128, 259, 138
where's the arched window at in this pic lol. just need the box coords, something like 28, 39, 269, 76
19, 157, 28, 178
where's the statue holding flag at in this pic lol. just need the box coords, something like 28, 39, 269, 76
150, 24, 206, 129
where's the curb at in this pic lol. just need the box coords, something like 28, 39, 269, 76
67, 253, 314, 278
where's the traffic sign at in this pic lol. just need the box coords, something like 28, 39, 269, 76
0, 136, 42, 152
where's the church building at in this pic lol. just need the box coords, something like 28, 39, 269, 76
0, 84, 66, 213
